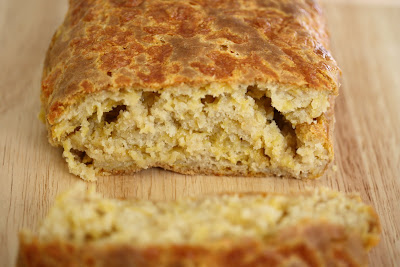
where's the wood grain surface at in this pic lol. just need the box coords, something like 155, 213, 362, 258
1, 0, 399, 266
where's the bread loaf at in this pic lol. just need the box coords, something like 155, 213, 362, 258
40, 0, 340, 180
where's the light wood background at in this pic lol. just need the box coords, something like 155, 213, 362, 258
1, 0, 399, 266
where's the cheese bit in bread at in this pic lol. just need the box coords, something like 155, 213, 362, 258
41, 0, 340, 180
18, 187, 380, 266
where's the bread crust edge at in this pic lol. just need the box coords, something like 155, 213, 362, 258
18, 222, 376, 267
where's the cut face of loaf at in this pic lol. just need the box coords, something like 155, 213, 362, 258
55, 84, 334, 180
18, 187, 380, 267
41, 0, 340, 180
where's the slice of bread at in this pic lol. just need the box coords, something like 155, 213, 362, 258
40, 0, 340, 180
18, 187, 380, 266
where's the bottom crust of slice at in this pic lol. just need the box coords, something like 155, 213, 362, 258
18, 223, 367, 267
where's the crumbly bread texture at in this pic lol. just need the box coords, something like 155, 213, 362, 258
18, 187, 380, 267
40, 0, 340, 180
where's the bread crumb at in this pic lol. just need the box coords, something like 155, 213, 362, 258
34, 186, 379, 247
333, 165, 338, 172
51, 83, 333, 180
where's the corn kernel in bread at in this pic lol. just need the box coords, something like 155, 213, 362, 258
18, 187, 380, 267
41, 0, 340, 180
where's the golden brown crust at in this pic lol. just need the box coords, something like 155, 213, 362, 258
41, 0, 340, 125
18, 223, 369, 267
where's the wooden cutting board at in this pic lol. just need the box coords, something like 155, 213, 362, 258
1, 0, 399, 266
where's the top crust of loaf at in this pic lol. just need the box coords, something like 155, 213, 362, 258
41, 0, 340, 124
